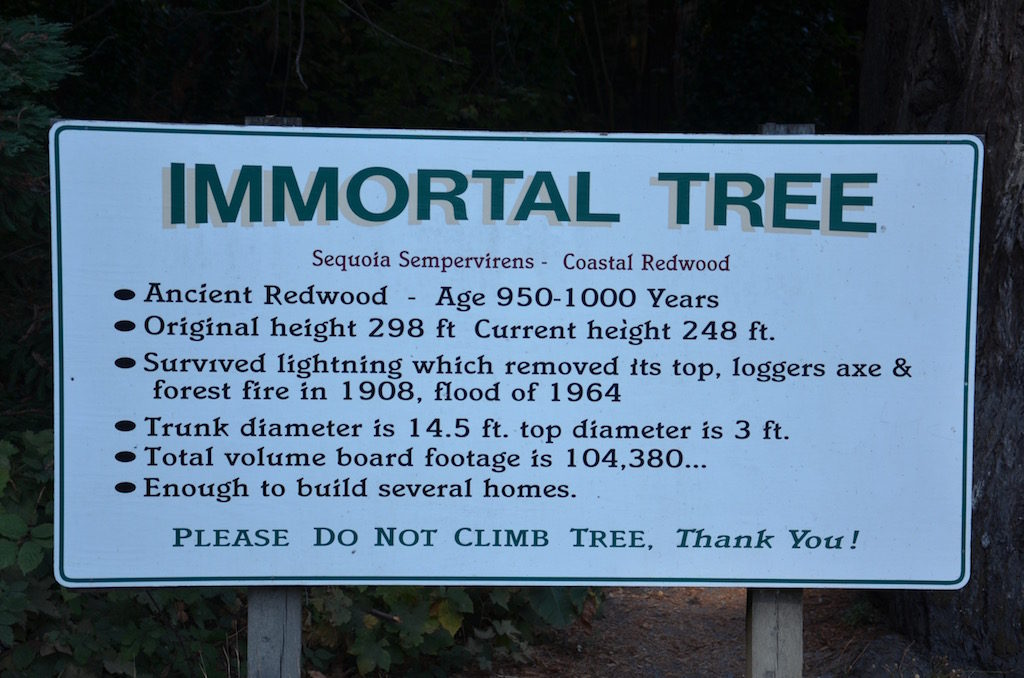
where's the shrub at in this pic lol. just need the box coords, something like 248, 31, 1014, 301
0, 430, 591, 676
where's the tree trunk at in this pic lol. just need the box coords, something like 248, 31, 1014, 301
861, 1, 1024, 671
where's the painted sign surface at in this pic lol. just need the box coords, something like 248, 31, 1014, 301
50, 122, 981, 588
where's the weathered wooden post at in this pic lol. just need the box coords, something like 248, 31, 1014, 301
746, 588, 803, 678
244, 115, 304, 678
743, 122, 814, 678
248, 587, 303, 678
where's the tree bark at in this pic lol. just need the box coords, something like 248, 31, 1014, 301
861, 1, 1024, 671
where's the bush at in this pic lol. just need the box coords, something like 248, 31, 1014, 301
0, 430, 591, 676
305, 584, 592, 676
0, 16, 79, 432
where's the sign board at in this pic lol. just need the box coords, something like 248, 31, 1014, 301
50, 122, 981, 588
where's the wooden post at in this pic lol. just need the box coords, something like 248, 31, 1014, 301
248, 587, 303, 678
244, 115, 304, 127
242, 116, 304, 678
744, 121, 812, 678
746, 588, 803, 678
758, 122, 815, 135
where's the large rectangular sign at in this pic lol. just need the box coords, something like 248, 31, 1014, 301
51, 122, 981, 588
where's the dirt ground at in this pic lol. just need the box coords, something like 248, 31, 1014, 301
463, 588, 1002, 678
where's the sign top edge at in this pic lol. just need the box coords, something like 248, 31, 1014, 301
47, 119, 984, 148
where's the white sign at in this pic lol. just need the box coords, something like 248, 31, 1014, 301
51, 122, 981, 588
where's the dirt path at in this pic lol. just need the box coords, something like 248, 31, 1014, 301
465, 588, 997, 677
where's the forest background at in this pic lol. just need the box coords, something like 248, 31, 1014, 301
1, 1, 1022, 676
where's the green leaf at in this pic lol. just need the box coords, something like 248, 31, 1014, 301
12, 641, 36, 668
0, 454, 11, 496
0, 623, 12, 646
0, 513, 28, 539
526, 588, 583, 628
443, 587, 474, 613
31, 523, 53, 539
434, 599, 463, 637
316, 589, 352, 625
488, 587, 512, 609
491, 619, 519, 637
17, 541, 43, 574
0, 538, 17, 568
351, 632, 391, 674
396, 601, 433, 647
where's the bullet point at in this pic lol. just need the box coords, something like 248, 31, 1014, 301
115, 482, 136, 494
114, 357, 136, 369
115, 451, 136, 463
114, 320, 136, 332
115, 420, 135, 432
114, 289, 135, 300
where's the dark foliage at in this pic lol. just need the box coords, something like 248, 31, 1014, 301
0, 2, 868, 674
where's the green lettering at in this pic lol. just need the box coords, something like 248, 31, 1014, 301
829, 173, 877, 233
575, 172, 619, 223
713, 173, 765, 228
416, 169, 468, 221
194, 164, 262, 224
471, 170, 524, 221
272, 166, 339, 222
772, 173, 821, 229
170, 163, 185, 224
346, 167, 409, 223
514, 171, 570, 222
657, 172, 709, 226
